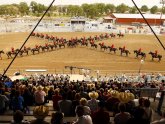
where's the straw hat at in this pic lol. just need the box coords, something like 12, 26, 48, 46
127, 92, 135, 101
110, 90, 119, 98
88, 91, 99, 99
119, 92, 129, 103
37, 85, 43, 91
33, 106, 49, 119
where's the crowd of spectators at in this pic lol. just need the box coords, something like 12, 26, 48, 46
0, 72, 165, 124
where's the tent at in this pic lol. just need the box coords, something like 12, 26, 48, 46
10, 75, 28, 81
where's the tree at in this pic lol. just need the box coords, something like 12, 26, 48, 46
95, 3, 106, 15
150, 5, 158, 14
141, 5, 149, 12
129, 6, 137, 14
30, 1, 38, 13
116, 3, 129, 13
105, 4, 116, 14
19, 2, 29, 15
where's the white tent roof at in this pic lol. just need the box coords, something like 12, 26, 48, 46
113, 13, 165, 19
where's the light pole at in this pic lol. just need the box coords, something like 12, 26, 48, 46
138, 59, 144, 73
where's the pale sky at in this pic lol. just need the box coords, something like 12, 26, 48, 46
0, 0, 164, 8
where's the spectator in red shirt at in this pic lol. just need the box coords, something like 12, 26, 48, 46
52, 89, 62, 111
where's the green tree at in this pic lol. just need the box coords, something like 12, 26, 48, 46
141, 5, 149, 12
95, 3, 105, 15
19, 2, 29, 15
116, 3, 129, 13
30, 1, 38, 13
150, 5, 158, 14
105, 4, 115, 14
129, 6, 137, 13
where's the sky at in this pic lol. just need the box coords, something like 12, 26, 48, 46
0, 0, 164, 8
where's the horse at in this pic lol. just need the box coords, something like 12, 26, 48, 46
90, 43, 97, 49
0, 50, 4, 59
119, 47, 131, 56
80, 41, 88, 47
134, 50, 146, 59
148, 51, 162, 62
31, 46, 41, 55
6, 49, 20, 58
117, 33, 124, 38
41, 46, 49, 52
110, 33, 116, 38
98, 43, 107, 51
19, 47, 31, 56
58, 42, 65, 48
107, 47, 118, 54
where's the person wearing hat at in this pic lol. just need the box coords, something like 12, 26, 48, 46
31, 105, 49, 124
88, 91, 99, 113
34, 86, 46, 106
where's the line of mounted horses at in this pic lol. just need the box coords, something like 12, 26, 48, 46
0, 32, 162, 62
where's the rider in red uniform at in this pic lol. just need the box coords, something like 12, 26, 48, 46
111, 44, 114, 48
35, 45, 39, 49
102, 42, 104, 46
11, 47, 14, 53
138, 48, 142, 54
45, 43, 48, 47
155, 50, 158, 57
123, 46, 125, 51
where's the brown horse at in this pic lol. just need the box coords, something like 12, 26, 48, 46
134, 50, 146, 59
90, 43, 97, 49
0, 50, 4, 59
6, 49, 20, 58
107, 47, 118, 54
19, 48, 31, 56
119, 47, 131, 56
117, 33, 124, 38
31, 46, 41, 55
99, 43, 107, 51
149, 51, 162, 62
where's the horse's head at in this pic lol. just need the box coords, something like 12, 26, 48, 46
134, 50, 137, 53
0, 50, 4, 54
148, 51, 153, 54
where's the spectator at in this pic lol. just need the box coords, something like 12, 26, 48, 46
51, 112, 64, 124
88, 91, 99, 113
72, 105, 93, 124
127, 107, 149, 124
31, 105, 49, 124
52, 88, 62, 111
58, 93, 72, 117
92, 102, 110, 124
114, 103, 131, 124
12, 90, 24, 112
48, 87, 54, 100
72, 93, 80, 116
143, 99, 153, 123
34, 86, 46, 105
0, 92, 9, 114
11, 110, 30, 124
79, 98, 91, 115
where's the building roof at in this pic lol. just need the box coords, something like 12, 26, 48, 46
112, 13, 165, 19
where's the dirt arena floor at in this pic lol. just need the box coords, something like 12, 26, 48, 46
0, 32, 165, 76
